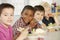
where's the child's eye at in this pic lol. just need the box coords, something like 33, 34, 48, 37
41, 14, 44, 16
37, 13, 40, 15
4, 15, 7, 16
10, 15, 14, 16
41, 15, 43, 16
25, 13, 28, 15
30, 15, 33, 17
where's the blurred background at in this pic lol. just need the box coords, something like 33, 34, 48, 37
0, 0, 60, 24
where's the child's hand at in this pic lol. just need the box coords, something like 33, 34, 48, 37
16, 28, 29, 40
17, 27, 25, 32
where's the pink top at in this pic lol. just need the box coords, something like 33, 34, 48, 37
0, 23, 13, 40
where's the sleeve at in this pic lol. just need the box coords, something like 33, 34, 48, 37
0, 32, 6, 40
42, 17, 49, 26
12, 20, 19, 35
12, 19, 21, 40
50, 17, 55, 24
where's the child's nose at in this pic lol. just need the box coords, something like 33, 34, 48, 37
8, 16, 12, 19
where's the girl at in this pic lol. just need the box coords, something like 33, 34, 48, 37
13, 5, 35, 39
41, 2, 59, 26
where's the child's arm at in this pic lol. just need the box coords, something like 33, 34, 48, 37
54, 16, 60, 26
16, 28, 29, 40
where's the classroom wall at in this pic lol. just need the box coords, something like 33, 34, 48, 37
0, 0, 60, 15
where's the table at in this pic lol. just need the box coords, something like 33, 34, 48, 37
27, 31, 60, 40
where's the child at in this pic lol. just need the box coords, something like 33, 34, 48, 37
13, 5, 35, 39
34, 5, 46, 28
0, 3, 14, 40
41, 2, 59, 26
0, 3, 29, 40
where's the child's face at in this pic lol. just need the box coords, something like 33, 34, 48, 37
34, 11, 44, 21
45, 7, 51, 17
30, 19, 37, 28
22, 9, 34, 24
0, 8, 14, 25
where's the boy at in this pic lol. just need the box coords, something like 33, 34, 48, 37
34, 5, 46, 28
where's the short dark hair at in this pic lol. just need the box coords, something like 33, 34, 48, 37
0, 3, 14, 15
34, 5, 45, 13
21, 5, 35, 15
